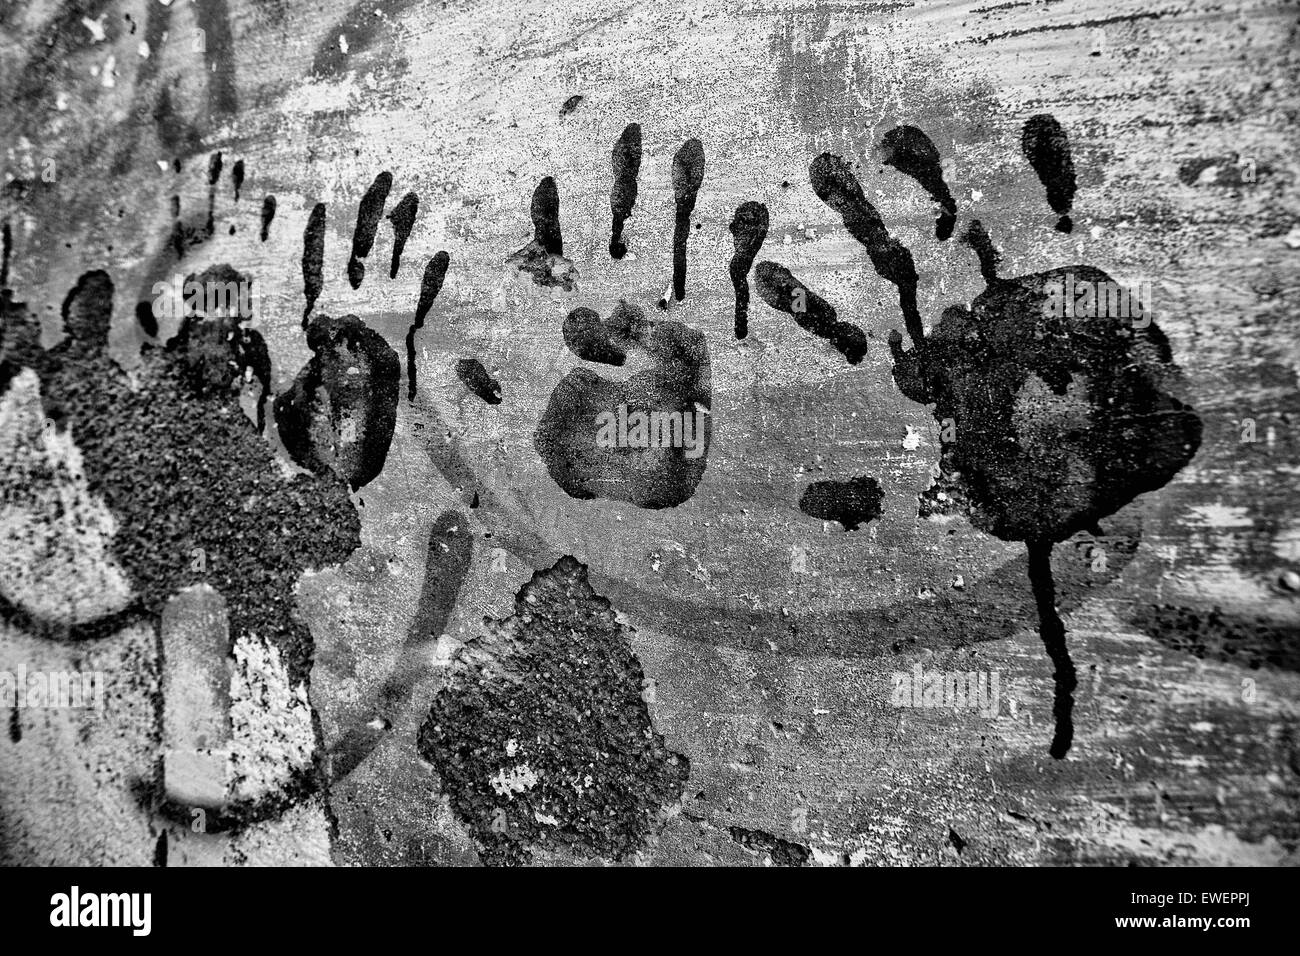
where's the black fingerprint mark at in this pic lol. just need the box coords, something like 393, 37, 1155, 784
563, 306, 627, 366
8, 707, 19, 744
878, 125, 957, 241
507, 177, 576, 290
799, 476, 884, 531
260, 195, 276, 242
532, 176, 563, 256
610, 123, 642, 259
348, 171, 393, 289
1021, 114, 1077, 233
1028, 540, 1075, 758
231, 158, 245, 202
560, 94, 584, 116
729, 201, 768, 339
810, 153, 924, 347
456, 358, 501, 405
327, 509, 471, 783
302, 202, 326, 327
669, 138, 705, 303
387, 191, 419, 279
407, 251, 449, 400
753, 261, 868, 364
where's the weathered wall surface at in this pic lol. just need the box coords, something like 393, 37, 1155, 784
1, 0, 1298, 866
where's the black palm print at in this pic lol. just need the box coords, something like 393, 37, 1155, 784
739, 121, 1201, 758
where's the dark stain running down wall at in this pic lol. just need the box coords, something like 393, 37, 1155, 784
0, 0, 1297, 868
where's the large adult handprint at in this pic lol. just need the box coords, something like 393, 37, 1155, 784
801, 126, 1202, 758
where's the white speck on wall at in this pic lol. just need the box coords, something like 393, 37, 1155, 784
490, 764, 539, 797
339, 34, 349, 54
902, 425, 922, 450
81, 15, 107, 42
56, 92, 69, 111
1187, 504, 1253, 529
101, 55, 116, 89
138, 42, 151, 59
506, 738, 518, 756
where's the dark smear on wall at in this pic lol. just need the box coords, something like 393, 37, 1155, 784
8, 708, 19, 744
456, 358, 501, 405
536, 305, 711, 509
302, 202, 326, 326
887, 218, 1201, 755
386, 191, 419, 279
134, 301, 158, 339
407, 251, 450, 400
310, 0, 419, 77
416, 557, 689, 866
507, 177, 577, 290
609, 123, 642, 259
1021, 114, 1077, 233
563, 305, 628, 366
878, 125, 957, 240
205, 152, 223, 237
810, 152, 924, 345
275, 313, 401, 491
260, 195, 277, 242
231, 159, 245, 201
729, 201, 768, 339
753, 261, 868, 364
1128, 605, 1300, 672
559, 94, 584, 116
348, 171, 393, 289
173, 265, 272, 431
327, 510, 471, 782
1, 221, 10, 290
0, 272, 359, 686
670, 139, 705, 302
728, 827, 810, 866
191, 0, 239, 117
799, 476, 884, 531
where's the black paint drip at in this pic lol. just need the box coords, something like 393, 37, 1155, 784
809, 153, 924, 347
302, 202, 326, 327
560, 94, 583, 116
878, 125, 956, 241
407, 251, 449, 400
753, 261, 868, 364
348, 171, 393, 288
728, 201, 768, 339
610, 123, 642, 259
670, 138, 705, 302
457, 358, 501, 405
1021, 114, 1077, 233
231, 158, 245, 201
1, 220, 10, 289
260, 195, 276, 242
387, 191, 419, 279
205, 151, 222, 238
799, 476, 884, 531
1028, 540, 1075, 758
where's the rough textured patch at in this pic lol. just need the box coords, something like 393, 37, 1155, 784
417, 557, 689, 866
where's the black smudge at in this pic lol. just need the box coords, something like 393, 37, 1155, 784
0, 221, 10, 290
728, 201, 769, 339
231, 158, 245, 201
878, 125, 957, 241
416, 557, 688, 866
610, 123, 642, 259
302, 202, 326, 326
456, 358, 501, 405
810, 152, 924, 346
327, 509, 471, 782
535, 307, 711, 509
563, 306, 627, 366
386, 191, 419, 279
753, 261, 867, 364
407, 251, 450, 400
670, 138, 705, 302
260, 195, 277, 242
728, 827, 811, 867
275, 313, 401, 491
1028, 540, 1075, 758
348, 171, 393, 289
560, 94, 584, 116
798, 476, 884, 531
1021, 114, 1077, 233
